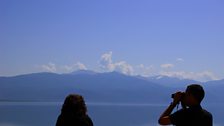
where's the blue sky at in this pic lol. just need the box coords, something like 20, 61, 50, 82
1, 0, 224, 81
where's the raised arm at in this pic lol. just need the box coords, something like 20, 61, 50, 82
158, 92, 182, 125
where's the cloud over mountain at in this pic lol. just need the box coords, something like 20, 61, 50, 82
41, 63, 57, 72
63, 62, 87, 72
160, 64, 174, 69
160, 70, 219, 82
99, 52, 134, 75
39, 52, 220, 82
41, 62, 87, 73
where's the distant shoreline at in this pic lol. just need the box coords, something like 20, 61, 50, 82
0, 101, 222, 107
0, 101, 167, 106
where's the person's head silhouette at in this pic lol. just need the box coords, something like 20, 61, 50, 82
61, 94, 87, 116
56, 94, 93, 126
182, 84, 205, 107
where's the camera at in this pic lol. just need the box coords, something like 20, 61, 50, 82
171, 92, 186, 99
171, 92, 187, 109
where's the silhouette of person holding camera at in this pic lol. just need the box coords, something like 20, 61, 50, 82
56, 94, 94, 126
158, 84, 212, 126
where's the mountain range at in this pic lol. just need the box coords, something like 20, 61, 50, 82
0, 70, 223, 104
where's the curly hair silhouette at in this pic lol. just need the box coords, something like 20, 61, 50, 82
56, 94, 93, 126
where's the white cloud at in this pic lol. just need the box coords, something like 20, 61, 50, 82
114, 61, 134, 75
63, 62, 87, 72
41, 62, 57, 72
76, 62, 87, 70
176, 58, 184, 62
160, 64, 174, 69
99, 52, 134, 75
99, 51, 114, 71
100, 51, 113, 65
39, 54, 220, 82
160, 70, 219, 82
136, 64, 155, 77
41, 62, 87, 73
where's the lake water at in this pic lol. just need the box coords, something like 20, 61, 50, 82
0, 102, 223, 126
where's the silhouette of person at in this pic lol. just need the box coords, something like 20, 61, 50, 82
158, 84, 212, 126
56, 94, 94, 126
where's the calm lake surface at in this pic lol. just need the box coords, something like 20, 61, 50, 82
0, 102, 223, 126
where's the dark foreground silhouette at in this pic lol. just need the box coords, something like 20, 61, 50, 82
158, 84, 213, 126
56, 94, 94, 126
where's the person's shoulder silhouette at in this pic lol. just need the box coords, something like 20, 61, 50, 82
56, 94, 94, 126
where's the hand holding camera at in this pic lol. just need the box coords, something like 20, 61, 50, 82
171, 91, 185, 105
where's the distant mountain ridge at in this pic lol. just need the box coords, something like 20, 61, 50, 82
145, 75, 199, 87
70, 70, 97, 75
0, 70, 223, 104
